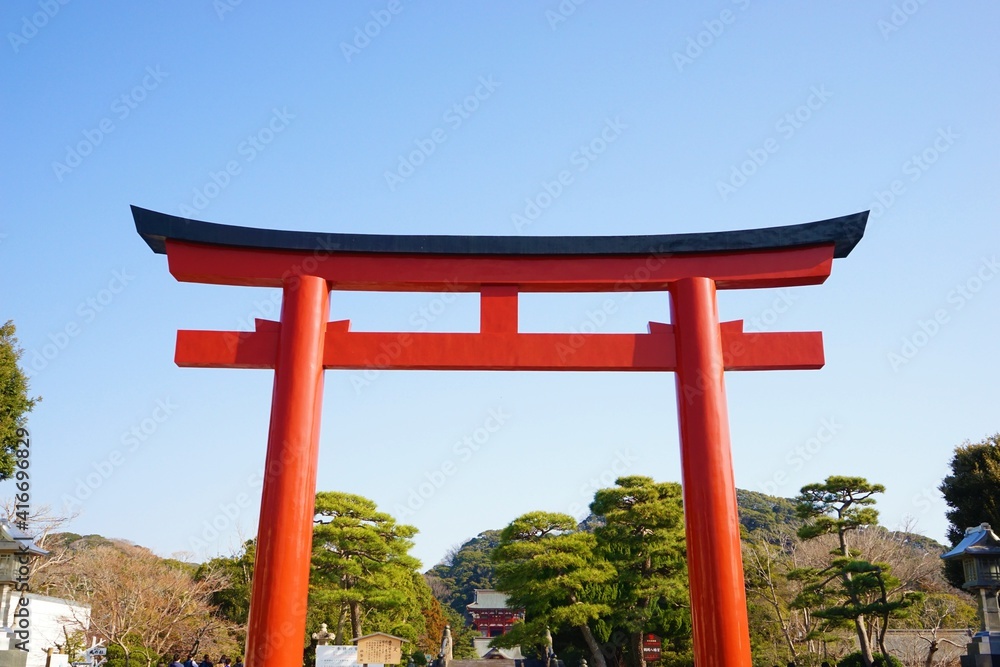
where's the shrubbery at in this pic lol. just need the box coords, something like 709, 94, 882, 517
836, 652, 903, 667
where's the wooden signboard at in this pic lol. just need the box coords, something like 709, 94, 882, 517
642, 634, 661, 663
354, 633, 404, 665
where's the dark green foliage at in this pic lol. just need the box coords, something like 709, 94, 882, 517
590, 476, 690, 667
312, 491, 423, 642
491, 511, 615, 665
836, 652, 902, 667
427, 530, 500, 618
794, 477, 920, 665
441, 605, 479, 660
940, 433, 1000, 586
197, 539, 255, 628
103, 640, 155, 667
795, 476, 884, 542
0, 321, 38, 480
493, 512, 615, 630
47, 532, 109, 548
736, 489, 801, 537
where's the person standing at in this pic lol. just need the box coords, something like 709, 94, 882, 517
199, 655, 214, 667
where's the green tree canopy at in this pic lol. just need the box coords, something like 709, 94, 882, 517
793, 476, 919, 667
736, 488, 801, 537
590, 476, 690, 667
311, 491, 422, 643
0, 321, 38, 480
492, 511, 614, 667
940, 433, 1000, 545
427, 530, 500, 617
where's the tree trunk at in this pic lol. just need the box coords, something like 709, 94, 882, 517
762, 559, 799, 662
350, 600, 362, 640
924, 640, 938, 667
877, 616, 890, 657
630, 631, 646, 667
839, 528, 875, 666
854, 617, 876, 667
875, 572, 894, 659
578, 623, 608, 667
334, 602, 348, 644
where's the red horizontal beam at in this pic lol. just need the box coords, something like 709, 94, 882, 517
175, 321, 823, 372
164, 240, 835, 292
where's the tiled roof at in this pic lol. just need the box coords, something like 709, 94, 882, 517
467, 590, 512, 609
942, 523, 1000, 560
0, 518, 48, 556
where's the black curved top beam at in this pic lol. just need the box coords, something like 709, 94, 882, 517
132, 206, 867, 259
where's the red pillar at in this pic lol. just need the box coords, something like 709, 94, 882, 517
246, 275, 329, 667
670, 277, 752, 667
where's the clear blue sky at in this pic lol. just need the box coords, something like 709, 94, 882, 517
2, 2, 998, 568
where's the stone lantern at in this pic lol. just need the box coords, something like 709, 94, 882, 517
941, 523, 1000, 666
0, 518, 47, 663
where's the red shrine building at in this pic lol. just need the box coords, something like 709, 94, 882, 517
468, 590, 525, 659
468, 589, 524, 637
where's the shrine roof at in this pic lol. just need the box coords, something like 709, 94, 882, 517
132, 206, 868, 259
468, 589, 515, 609
942, 523, 1000, 559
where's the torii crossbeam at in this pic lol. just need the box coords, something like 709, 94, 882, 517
133, 206, 867, 667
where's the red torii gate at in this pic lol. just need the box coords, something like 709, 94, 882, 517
133, 206, 867, 667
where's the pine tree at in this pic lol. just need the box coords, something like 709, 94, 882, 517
590, 476, 690, 667
311, 491, 421, 642
492, 511, 614, 667
793, 476, 919, 667
0, 321, 38, 480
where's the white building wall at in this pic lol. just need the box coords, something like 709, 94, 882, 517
22, 594, 90, 667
